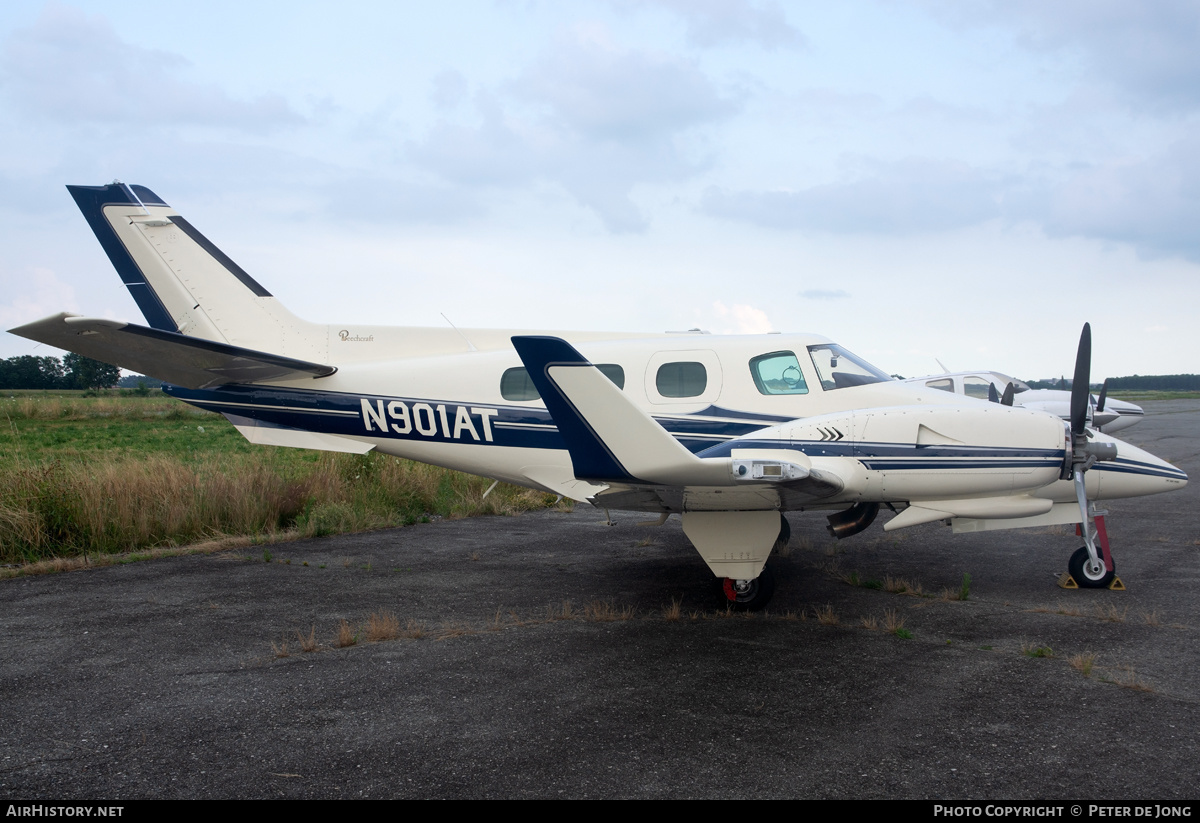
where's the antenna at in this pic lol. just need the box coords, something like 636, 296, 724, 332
441, 313, 478, 352
115, 179, 151, 217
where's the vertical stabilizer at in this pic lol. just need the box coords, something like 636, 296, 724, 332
67, 183, 327, 364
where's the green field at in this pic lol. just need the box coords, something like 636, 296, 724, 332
0, 391, 558, 568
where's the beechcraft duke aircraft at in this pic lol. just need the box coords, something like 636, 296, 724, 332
9, 183, 1188, 609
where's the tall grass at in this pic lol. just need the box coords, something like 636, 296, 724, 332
0, 449, 555, 564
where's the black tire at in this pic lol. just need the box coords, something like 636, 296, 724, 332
774, 513, 791, 551
722, 563, 777, 611
1069, 546, 1115, 589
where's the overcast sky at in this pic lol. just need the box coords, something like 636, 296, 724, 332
2, 1, 1198, 381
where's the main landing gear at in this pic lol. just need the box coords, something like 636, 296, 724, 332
723, 563, 776, 611
720, 513, 788, 611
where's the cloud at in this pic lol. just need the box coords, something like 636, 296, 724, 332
711, 301, 773, 334
929, 0, 1200, 114
800, 289, 849, 300
0, 4, 303, 131
621, 0, 805, 51
0, 266, 79, 329
410, 30, 740, 232
513, 30, 741, 142
703, 158, 1001, 234
1037, 134, 1200, 261
430, 69, 468, 111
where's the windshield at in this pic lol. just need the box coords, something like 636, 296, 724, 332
992, 372, 1031, 393
807, 344, 892, 390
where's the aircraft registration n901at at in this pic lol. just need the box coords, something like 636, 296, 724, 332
9, 183, 1188, 609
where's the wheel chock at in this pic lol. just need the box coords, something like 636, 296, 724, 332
1057, 572, 1079, 589
1056, 573, 1125, 590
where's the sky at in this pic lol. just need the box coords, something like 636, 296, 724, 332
1, 0, 1198, 381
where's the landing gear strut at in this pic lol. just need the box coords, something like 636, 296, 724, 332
722, 563, 776, 611
774, 512, 791, 550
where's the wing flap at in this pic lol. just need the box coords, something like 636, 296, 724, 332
8, 313, 336, 389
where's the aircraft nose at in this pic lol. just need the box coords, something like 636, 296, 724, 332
1095, 436, 1188, 499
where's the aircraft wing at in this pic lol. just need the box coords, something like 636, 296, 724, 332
8, 313, 336, 389
511, 335, 844, 512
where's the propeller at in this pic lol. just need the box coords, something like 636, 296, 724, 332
988, 382, 1000, 404
1000, 382, 1015, 406
1066, 323, 1118, 581
1096, 379, 1108, 413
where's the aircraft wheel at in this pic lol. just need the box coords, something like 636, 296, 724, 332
722, 563, 776, 611
1069, 546, 1115, 589
774, 513, 791, 551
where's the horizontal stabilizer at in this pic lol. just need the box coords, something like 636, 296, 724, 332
8, 313, 336, 389
224, 414, 372, 454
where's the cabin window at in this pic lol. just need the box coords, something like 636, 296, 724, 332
964, 376, 992, 399
925, 378, 954, 393
501, 364, 625, 401
501, 367, 540, 401
750, 351, 809, 395
656, 362, 707, 398
596, 363, 625, 389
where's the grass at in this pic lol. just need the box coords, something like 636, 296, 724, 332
1094, 603, 1128, 623
336, 619, 357, 647
0, 394, 559, 566
297, 625, 318, 653
662, 597, 683, 621
585, 600, 636, 622
1021, 640, 1054, 658
813, 604, 839, 625
1109, 664, 1155, 692
1069, 651, 1097, 677
365, 611, 400, 642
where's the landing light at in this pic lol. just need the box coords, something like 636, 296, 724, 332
731, 460, 808, 482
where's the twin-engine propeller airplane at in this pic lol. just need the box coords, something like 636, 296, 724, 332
8, 183, 1188, 609
898, 370, 1144, 434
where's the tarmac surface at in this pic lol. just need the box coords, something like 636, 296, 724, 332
2, 400, 1197, 799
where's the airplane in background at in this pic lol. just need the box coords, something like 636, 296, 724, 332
8, 183, 1187, 609
898, 370, 1144, 434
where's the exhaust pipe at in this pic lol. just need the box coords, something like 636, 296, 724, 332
826, 502, 880, 539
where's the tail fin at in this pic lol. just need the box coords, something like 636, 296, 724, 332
67, 183, 326, 363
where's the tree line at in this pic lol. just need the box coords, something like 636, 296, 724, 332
0, 354, 122, 391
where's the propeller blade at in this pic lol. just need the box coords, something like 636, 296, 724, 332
1070, 323, 1092, 436
1001, 382, 1015, 406
1097, 379, 1108, 412
988, 383, 999, 403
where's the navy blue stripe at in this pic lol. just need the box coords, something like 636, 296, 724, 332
164, 383, 1185, 484
697, 438, 1063, 460
67, 183, 177, 332
170, 216, 272, 298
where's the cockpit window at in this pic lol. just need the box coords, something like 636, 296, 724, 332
807, 344, 891, 390
965, 376, 992, 399
750, 351, 809, 395
992, 372, 1030, 393
925, 378, 954, 393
